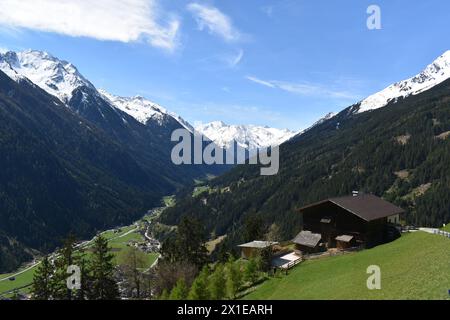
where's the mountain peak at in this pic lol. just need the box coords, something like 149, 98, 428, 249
436, 50, 450, 62
99, 89, 193, 131
99, 90, 166, 123
195, 122, 297, 150
0, 49, 94, 102
22, 49, 52, 59
209, 120, 227, 127
357, 50, 450, 114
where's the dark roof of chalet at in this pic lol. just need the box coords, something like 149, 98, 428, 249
299, 194, 405, 222
292, 231, 322, 248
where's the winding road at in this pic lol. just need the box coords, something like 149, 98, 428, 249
0, 226, 139, 283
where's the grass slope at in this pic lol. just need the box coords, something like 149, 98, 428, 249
0, 267, 35, 295
245, 232, 450, 300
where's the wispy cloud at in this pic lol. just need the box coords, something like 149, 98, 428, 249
0, 0, 180, 51
246, 75, 361, 100
187, 3, 241, 42
246, 76, 276, 88
226, 49, 244, 68
195, 49, 244, 69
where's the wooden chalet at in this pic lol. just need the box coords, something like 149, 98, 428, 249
299, 194, 404, 249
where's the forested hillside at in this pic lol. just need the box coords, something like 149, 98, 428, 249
160, 77, 450, 256
0, 71, 166, 271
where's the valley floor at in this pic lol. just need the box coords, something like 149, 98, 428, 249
244, 232, 450, 300
0, 209, 162, 299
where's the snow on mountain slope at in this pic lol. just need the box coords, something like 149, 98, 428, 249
0, 53, 21, 81
98, 90, 193, 131
0, 49, 329, 150
195, 121, 297, 150
0, 49, 193, 130
308, 112, 336, 129
0, 50, 95, 103
357, 50, 450, 113
196, 51, 450, 149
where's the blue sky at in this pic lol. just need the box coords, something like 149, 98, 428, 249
0, 0, 450, 131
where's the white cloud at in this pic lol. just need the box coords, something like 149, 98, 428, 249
0, 0, 180, 51
246, 75, 361, 101
187, 3, 240, 42
246, 76, 276, 88
227, 49, 244, 67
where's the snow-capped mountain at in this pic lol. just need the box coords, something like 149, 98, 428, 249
308, 112, 337, 129
0, 49, 192, 130
357, 50, 450, 113
195, 121, 297, 150
0, 49, 305, 151
0, 50, 95, 103
99, 90, 193, 131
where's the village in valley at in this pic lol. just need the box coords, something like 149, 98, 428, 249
0, 207, 163, 300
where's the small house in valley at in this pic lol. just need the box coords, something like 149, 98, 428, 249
298, 194, 404, 249
238, 241, 278, 259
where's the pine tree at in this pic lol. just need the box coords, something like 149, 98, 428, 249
208, 264, 226, 300
161, 217, 208, 268
187, 265, 210, 300
89, 235, 119, 300
74, 250, 91, 300
31, 256, 54, 300
178, 217, 208, 267
52, 235, 77, 300
243, 215, 265, 243
169, 277, 188, 300
258, 247, 273, 272
225, 258, 242, 299
244, 258, 258, 284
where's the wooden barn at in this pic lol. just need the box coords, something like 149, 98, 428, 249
299, 194, 404, 249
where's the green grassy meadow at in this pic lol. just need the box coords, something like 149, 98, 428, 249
244, 232, 450, 300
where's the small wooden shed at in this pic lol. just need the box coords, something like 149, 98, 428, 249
238, 241, 278, 259
292, 230, 323, 254
335, 235, 355, 250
